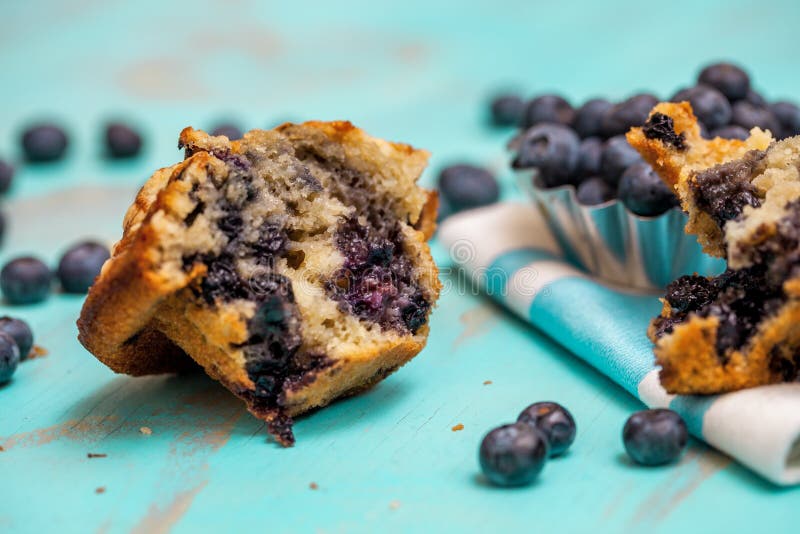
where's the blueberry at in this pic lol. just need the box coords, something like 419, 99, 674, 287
211, 123, 243, 140
618, 162, 678, 216
710, 125, 750, 140
601, 136, 642, 184
623, 409, 688, 466
575, 137, 603, 178
437, 164, 499, 213
670, 86, 693, 102
479, 422, 549, 486
0, 332, 20, 385
57, 241, 110, 294
601, 94, 658, 138
698, 62, 750, 101
770, 101, 800, 138
573, 98, 613, 138
0, 159, 13, 194
575, 177, 615, 206
0, 317, 33, 360
517, 402, 577, 457
512, 123, 580, 187
0, 257, 52, 305
105, 122, 142, 158
673, 85, 731, 129
522, 95, 575, 128
21, 123, 69, 162
489, 94, 525, 127
744, 89, 767, 108
731, 101, 781, 135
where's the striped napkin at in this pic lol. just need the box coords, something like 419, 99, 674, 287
439, 202, 800, 486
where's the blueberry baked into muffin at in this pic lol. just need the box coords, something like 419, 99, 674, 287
78, 122, 441, 445
628, 102, 800, 394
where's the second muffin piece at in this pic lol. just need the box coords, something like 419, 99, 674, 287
629, 102, 800, 394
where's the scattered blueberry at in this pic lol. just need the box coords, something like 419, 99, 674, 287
522, 95, 575, 128
0, 317, 33, 360
437, 165, 499, 213
57, 241, 111, 294
573, 98, 613, 138
698, 62, 750, 101
479, 422, 549, 486
517, 402, 577, 457
576, 177, 615, 206
600, 94, 658, 138
21, 123, 69, 162
674, 85, 731, 129
0, 332, 20, 385
0, 159, 13, 194
512, 123, 580, 187
744, 88, 767, 108
490, 94, 525, 127
623, 409, 688, 466
0, 257, 52, 305
770, 101, 800, 138
711, 125, 750, 140
731, 101, 781, 135
601, 136, 642, 184
618, 162, 678, 216
575, 137, 604, 178
211, 123, 243, 140
105, 123, 142, 158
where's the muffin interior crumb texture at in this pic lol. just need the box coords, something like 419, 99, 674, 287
79, 122, 439, 445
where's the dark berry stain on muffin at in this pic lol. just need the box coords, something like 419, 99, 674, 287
690, 150, 766, 226
326, 218, 430, 334
768, 345, 800, 382
643, 113, 687, 151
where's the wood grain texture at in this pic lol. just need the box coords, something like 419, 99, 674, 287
1, 1, 800, 532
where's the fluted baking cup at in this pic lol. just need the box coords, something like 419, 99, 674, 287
515, 169, 725, 291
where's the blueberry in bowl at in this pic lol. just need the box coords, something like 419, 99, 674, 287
510, 108, 721, 289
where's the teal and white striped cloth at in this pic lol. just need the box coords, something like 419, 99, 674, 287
439, 202, 800, 486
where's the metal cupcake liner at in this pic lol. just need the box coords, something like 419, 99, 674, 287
515, 169, 725, 291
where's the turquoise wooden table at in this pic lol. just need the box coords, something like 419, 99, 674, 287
1, 1, 798, 532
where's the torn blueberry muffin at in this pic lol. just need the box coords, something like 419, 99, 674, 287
78, 123, 441, 444
627, 102, 800, 394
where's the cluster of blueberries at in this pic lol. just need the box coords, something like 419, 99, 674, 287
492, 62, 800, 216
1, 242, 111, 305
0, 120, 244, 205
0, 316, 35, 385
479, 402, 688, 487
0, 242, 111, 384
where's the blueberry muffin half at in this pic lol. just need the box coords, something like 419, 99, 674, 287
628, 102, 800, 394
78, 122, 441, 445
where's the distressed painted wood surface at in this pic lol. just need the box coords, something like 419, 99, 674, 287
1, 1, 799, 532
